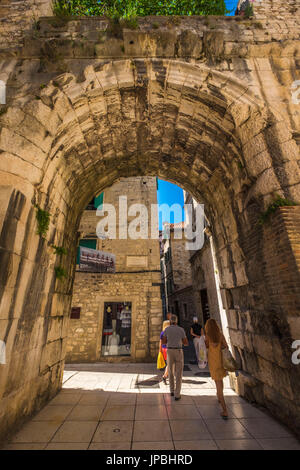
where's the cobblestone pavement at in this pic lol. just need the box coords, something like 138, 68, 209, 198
2, 363, 300, 450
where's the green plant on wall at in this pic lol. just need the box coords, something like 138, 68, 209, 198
244, 3, 254, 18
35, 205, 51, 237
258, 195, 297, 225
53, 0, 228, 18
52, 245, 68, 256
52, 245, 68, 280
55, 266, 68, 280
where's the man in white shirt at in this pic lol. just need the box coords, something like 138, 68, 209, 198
162, 314, 188, 400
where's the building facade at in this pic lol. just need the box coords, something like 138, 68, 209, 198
65, 177, 163, 363
159, 194, 225, 333
160, 222, 197, 331
184, 191, 223, 330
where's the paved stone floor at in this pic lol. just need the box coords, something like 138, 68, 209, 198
2, 362, 300, 450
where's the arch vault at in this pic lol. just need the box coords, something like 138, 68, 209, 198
0, 3, 300, 440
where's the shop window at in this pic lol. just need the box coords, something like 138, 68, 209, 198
102, 302, 132, 357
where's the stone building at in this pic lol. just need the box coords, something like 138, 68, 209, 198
160, 195, 224, 333
184, 192, 223, 329
160, 222, 197, 330
189, 244, 222, 326
0, 0, 300, 441
66, 177, 162, 362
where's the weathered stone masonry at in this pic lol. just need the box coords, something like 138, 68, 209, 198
67, 272, 162, 363
66, 176, 163, 363
0, 0, 299, 441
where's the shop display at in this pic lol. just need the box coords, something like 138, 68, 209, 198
101, 302, 132, 356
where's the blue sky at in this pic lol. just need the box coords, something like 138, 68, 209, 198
157, 179, 185, 229
225, 0, 239, 15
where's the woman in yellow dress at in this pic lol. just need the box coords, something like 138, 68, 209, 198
205, 319, 228, 419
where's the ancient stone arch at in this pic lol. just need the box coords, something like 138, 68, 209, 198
0, 0, 299, 440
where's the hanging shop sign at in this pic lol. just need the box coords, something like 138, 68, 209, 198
79, 246, 116, 273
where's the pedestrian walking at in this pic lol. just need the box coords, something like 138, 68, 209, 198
190, 316, 204, 362
162, 314, 188, 400
166, 311, 172, 321
205, 319, 228, 419
159, 320, 170, 384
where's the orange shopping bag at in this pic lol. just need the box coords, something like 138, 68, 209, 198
157, 351, 166, 369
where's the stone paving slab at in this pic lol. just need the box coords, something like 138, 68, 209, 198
1, 362, 300, 451
215, 439, 262, 450
51, 421, 98, 443
93, 420, 133, 443
174, 440, 218, 450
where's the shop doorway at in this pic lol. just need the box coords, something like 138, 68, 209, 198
102, 302, 132, 357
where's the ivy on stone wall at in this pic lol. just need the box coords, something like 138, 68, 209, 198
244, 3, 254, 18
54, 266, 68, 280
258, 195, 298, 225
34, 205, 51, 237
53, 245, 68, 281
52, 245, 68, 256
53, 0, 228, 18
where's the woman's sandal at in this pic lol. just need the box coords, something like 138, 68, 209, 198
220, 412, 228, 420
162, 376, 167, 385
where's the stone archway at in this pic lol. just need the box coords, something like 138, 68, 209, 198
0, 57, 299, 439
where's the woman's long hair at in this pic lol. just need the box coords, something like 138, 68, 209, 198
162, 320, 170, 331
205, 319, 222, 344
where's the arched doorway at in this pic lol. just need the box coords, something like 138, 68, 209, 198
0, 59, 299, 438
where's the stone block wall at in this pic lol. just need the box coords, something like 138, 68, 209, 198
0, 185, 72, 443
1, 2, 300, 55
263, 207, 300, 316
170, 233, 194, 290
77, 176, 160, 273
96, 177, 160, 273
0, 0, 52, 49
66, 176, 163, 363
252, 0, 299, 19
227, 206, 300, 437
66, 271, 162, 362
168, 286, 197, 333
